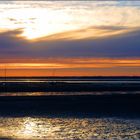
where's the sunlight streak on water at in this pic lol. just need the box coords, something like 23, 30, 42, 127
0, 117, 140, 139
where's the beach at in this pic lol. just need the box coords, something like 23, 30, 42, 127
0, 77, 140, 139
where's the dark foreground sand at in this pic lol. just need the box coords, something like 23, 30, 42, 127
0, 78, 140, 117
0, 94, 140, 117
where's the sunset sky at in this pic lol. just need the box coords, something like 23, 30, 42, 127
0, 1, 140, 76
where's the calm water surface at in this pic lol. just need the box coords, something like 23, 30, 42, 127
0, 91, 140, 96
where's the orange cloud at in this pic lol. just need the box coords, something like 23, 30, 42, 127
0, 58, 139, 76
32, 26, 136, 42
0, 58, 140, 69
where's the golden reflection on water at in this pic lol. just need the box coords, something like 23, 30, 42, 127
0, 117, 139, 139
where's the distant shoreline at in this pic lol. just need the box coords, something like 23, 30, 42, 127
0, 81, 140, 92
0, 76, 140, 79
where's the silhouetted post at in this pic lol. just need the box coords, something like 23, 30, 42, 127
4, 64, 7, 92
51, 69, 56, 85
5, 65, 6, 82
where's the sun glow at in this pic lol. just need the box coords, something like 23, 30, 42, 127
0, 1, 140, 40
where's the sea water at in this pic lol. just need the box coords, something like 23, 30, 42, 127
0, 117, 139, 139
